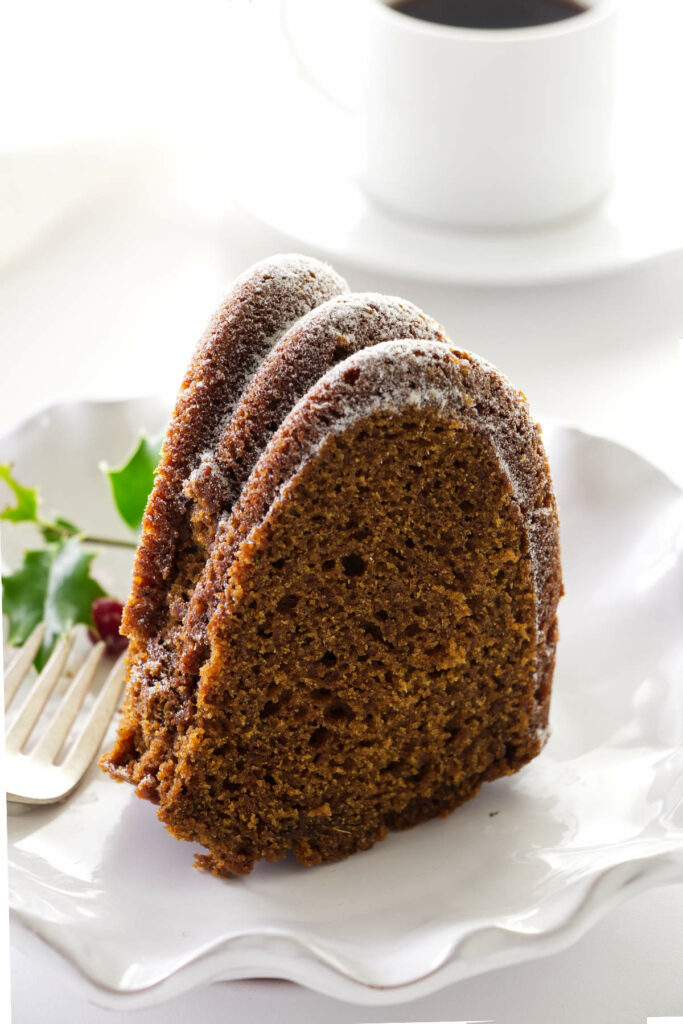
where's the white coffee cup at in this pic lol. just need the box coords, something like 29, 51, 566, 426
360, 0, 618, 229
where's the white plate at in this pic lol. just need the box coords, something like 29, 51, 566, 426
4, 397, 683, 1009
223, 0, 683, 285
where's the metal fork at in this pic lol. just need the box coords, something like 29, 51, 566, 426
4, 622, 126, 804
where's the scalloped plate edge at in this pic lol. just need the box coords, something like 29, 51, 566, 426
10, 854, 683, 1009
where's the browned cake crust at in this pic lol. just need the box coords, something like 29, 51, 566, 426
111, 256, 347, 792
103, 325, 562, 876
123, 254, 347, 643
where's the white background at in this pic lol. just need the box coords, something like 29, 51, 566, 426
2, 1, 683, 1021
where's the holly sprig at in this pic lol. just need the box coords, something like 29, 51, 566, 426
1, 434, 163, 669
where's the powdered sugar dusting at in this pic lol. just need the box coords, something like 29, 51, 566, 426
282, 340, 497, 451
536, 723, 552, 748
207, 255, 350, 448
191, 292, 449, 522
227, 252, 345, 298
284, 291, 448, 344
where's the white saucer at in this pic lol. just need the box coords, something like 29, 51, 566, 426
226, 0, 683, 285
5, 398, 683, 1009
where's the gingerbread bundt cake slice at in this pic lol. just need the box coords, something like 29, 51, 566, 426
104, 320, 561, 875
107, 256, 347, 793
106, 281, 449, 796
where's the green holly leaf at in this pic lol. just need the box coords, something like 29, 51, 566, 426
101, 434, 162, 531
2, 549, 51, 645
0, 464, 39, 523
2, 539, 106, 669
0, 464, 83, 542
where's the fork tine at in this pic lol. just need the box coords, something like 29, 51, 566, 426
31, 641, 106, 764
5, 634, 74, 755
61, 652, 126, 778
4, 622, 47, 710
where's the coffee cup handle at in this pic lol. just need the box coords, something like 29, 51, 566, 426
280, 0, 360, 115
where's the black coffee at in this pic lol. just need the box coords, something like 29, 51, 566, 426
391, 0, 588, 29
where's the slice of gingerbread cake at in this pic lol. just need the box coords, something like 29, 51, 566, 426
102, 256, 562, 876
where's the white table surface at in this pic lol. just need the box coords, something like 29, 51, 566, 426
3, 175, 683, 1023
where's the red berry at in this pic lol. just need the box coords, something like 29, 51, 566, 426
89, 597, 127, 655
